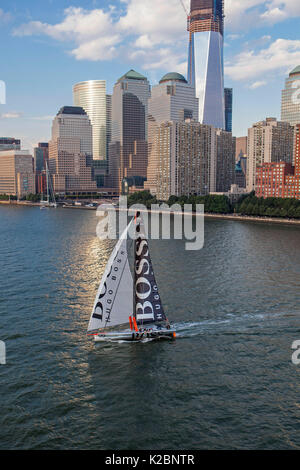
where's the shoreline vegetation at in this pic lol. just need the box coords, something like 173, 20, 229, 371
1, 191, 300, 226
127, 190, 300, 220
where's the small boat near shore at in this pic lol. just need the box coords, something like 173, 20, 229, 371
87, 212, 176, 342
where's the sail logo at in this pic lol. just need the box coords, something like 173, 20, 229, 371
88, 241, 132, 334
93, 261, 120, 324
135, 237, 162, 323
0, 341, 6, 365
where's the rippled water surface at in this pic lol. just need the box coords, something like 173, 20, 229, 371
1, 205, 300, 449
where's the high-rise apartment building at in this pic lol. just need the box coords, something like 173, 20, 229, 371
247, 118, 294, 192
147, 120, 216, 200
73, 80, 107, 160
146, 72, 199, 194
109, 70, 151, 192
216, 129, 235, 192
281, 66, 300, 127
49, 106, 97, 193
188, 0, 225, 128
0, 150, 35, 197
0, 138, 21, 151
224, 88, 233, 133
256, 124, 300, 199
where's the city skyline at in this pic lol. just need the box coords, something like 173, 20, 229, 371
1, 1, 300, 150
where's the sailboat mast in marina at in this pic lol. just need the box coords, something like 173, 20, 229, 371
87, 212, 176, 342
40, 161, 57, 209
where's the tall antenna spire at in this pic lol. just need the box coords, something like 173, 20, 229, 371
179, 0, 190, 31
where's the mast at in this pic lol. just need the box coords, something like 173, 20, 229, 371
134, 212, 168, 327
40, 175, 44, 203
47, 162, 56, 206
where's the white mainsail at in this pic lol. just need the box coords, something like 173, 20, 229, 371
87, 221, 133, 334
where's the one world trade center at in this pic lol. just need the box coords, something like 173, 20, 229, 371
188, 0, 225, 129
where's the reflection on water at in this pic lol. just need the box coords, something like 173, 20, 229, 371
0, 206, 300, 449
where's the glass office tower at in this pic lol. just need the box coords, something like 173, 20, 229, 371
188, 0, 225, 129
73, 80, 107, 160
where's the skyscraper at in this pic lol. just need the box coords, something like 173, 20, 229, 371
109, 70, 151, 192
34, 143, 49, 173
256, 124, 300, 200
224, 88, 233, 133
247, 118, 294, 192
49, 106, 97, 193
216, 129, 235, 192
281, 66, 300, 127
34, 142, 49, 194
147, 121, 216, 200
188, 0, 225, 128
73, 80, 107, 161
146, 72, 198, 193
149, 72, 198, 124
0, 150, 35, 197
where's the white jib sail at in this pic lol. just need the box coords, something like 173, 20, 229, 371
87, 221, 133, 334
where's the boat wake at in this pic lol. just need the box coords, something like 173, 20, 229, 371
171, 311, 294, 339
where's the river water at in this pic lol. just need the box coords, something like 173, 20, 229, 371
0, 205, 300, 450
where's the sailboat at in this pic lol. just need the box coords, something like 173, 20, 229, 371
87, 212, 176, 342
40, 161, 57, 209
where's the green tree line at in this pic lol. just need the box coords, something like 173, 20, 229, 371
236, 192, 300, 218
128, 191, 232, 213
128, 190, 300, 219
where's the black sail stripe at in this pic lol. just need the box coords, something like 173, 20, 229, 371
134, 214, 166, 325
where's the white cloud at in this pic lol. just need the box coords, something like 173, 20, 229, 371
263, 0, 300, 21
249, 81, 267, 89
14, 7, 113, 41
13, 7, 121, 61
226, 38, 300, 81
129, 47, 187, 75
118, 0, 186, 44
225, 0, 263, 31
12, 1, 188, 73
261, 7, 287, 23
71, 34, 121, 61
226, 0, 300, 30
30, 115, 54, 121
0, 112, 23, 119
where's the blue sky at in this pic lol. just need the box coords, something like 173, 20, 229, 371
1, 0, 300, 151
